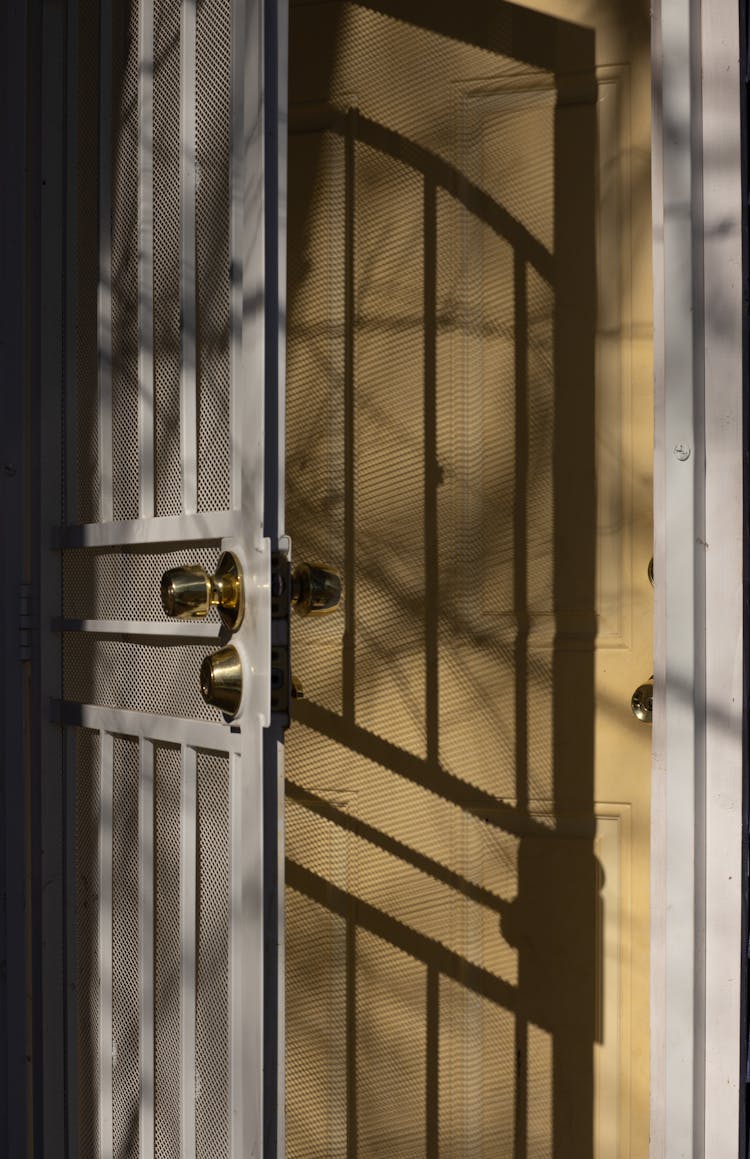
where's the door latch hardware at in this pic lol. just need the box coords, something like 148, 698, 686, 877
200, 645, 242, 717
631, 679, 653, 723
161, 551, 244, 630
291, 561, 342, 617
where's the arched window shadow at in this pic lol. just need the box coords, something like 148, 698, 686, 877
286, 2, 600, 1157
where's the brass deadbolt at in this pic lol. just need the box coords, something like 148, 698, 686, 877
200, 645, 243, 717
631, 680, 653, 723
161, 551, 244, 630
292, 562, 342, 617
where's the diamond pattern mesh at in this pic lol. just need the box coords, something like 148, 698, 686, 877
112, 734, 140, 1158
154, 743, 182, 1159
196, 750, 230, 1158
111, 0, 141, 521
75, 728, 101, 1159
196, 0, 231, 513
63, 635, 224, 722
74, 6, 101, 525
153, 0, 183, 518
63, 545, 221, 622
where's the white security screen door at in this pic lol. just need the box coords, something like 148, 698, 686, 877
55, 0, 286, 1155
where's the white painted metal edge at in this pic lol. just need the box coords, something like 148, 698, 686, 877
229, 739, 264, 1159
139, 737, 155, 1156
99, 730, 114, 1159
651, 0, 744, 1153
180, 0, 198, 515
98, 0, 113, 523
58, 617, 222, 640
56, 508, 238, 547
139, 0, 155, 519
57, 702, 242, 753
229, 0, 245, 511
699, 0, 744, 1148
180, 744, 197, 1159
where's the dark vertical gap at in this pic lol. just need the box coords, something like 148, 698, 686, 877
346, 913, 358, 1159
512, 252, 529, 1159
343, 109, 357, 722
424, 178, 439, 766
513, 252, 529, 814
741, 1, 750, 1153
425, 966, 439, 1157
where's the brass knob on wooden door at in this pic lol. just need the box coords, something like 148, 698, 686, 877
631, 679, 653, 723
291, 562, 342, 617
161, 551, 244, 630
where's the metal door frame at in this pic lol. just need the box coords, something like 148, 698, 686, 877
651, 0, 745, 1153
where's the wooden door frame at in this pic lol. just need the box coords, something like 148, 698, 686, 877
651, 0, 746, 1153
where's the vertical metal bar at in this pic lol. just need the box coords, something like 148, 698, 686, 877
99, 731, 113, 1159
229, 743, 264, 1159
651, 0, 700, 1152
230, 752, 244, 1157
229, 0, 245, 511
180, 0, 198, 515
139, 738, 155, 1156
98, 0, 113, 523
138, 0, 154, 518
180, 744, 196, 1159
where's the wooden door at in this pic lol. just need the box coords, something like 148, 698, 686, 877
285, 0, 652, 1155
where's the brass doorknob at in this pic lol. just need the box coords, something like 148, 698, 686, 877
631, 679, 653, 723
200, 645, 242, 717
161, 551, 244, 630
291, 562, 342, 617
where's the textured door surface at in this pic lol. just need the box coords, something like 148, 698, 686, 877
285, 1, 652, 1155
62, 2, 277, 1155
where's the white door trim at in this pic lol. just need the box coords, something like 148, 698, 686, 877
651, 0, 745, 1153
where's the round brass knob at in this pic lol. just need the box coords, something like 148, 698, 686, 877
200, 645, 243, 717
292, 562, 342, 616
161, 552, 244, 629
161, 566, 212, 618
631, 681, 653, 723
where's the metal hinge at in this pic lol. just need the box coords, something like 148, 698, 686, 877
19, 582, 32, 660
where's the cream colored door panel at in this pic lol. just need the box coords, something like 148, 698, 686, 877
287, 0, 651, 1155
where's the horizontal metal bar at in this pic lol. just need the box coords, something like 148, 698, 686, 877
54, 510, 238, 548
57, 618, 221, 640
53, 702, 242, 752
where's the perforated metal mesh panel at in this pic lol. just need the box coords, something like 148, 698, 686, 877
153, 0, 183, 519
74, 6, 101, 525
75, 728, 101, 1159
111, 0, 141, 522
112, 734, 141, 1157
196, 0, 231, 513
196, 751, 230, 1158
63, 545, 221, 621
154, 743, 182, 1159
64, 635, 224, 722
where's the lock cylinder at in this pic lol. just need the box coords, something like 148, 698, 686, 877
200, 645, 243, 717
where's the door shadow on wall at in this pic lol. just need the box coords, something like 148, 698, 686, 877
286, 2, 599, 1156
